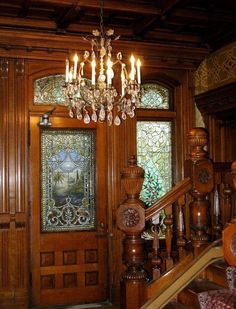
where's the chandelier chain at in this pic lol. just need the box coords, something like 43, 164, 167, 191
100, 0, 104, 36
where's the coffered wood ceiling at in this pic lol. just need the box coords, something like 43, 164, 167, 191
0, 0, 235, 52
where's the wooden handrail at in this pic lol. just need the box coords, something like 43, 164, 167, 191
145, 177, 191, 221
141, 240, 223, 309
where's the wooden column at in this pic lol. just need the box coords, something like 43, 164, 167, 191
117, 156, 147, 309
185, 128, 214, 255
0, 58, 29, 308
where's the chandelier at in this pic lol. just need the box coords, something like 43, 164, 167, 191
65, 0, 142, 126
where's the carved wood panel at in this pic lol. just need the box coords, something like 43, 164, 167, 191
0, 57, 29, 309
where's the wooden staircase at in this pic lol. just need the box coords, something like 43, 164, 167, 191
165, 260, 227, 308
116, 128, 236, 309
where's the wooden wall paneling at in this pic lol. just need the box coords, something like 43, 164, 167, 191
0, 57, 29, 309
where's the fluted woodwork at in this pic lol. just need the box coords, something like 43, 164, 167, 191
0, 58, 28, 308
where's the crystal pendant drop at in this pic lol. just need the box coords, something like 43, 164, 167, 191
99, 106, 106, 121
129, 110, 135, 118
84, 112, 91, 124
91, 111, 98, 122
114, 115, 121, 126
121, 112, 127, 120
77, 113, 83, 120
69, 109, 74, 118
107, 111, 113, 126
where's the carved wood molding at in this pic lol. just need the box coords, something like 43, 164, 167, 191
195, 82, 236, 120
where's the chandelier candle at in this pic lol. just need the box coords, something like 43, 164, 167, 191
64, 18, 142, 125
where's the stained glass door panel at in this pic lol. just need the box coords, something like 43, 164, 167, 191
30, 116, 108, 308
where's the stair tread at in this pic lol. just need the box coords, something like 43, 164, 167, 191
186, 279, 223, 294
164, 302, 189, 309
210, 260, 228, 270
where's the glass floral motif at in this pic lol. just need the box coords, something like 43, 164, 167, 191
34, 75, 67, 105
137, 121, 172, 206
41, 130, 96, 232
140, 83, 169, 109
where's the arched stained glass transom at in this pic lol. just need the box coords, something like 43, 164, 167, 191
34, 74, 67, 105
140, 83, 170, 109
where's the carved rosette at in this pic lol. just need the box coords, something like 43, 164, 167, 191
117, 203, 145, 234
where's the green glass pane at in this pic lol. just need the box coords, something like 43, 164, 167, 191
137, 121, 172, 207
34, 74, 67, 105
140, 83, 169, 109
41, 129, 96, 232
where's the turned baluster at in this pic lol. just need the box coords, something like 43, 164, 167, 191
116, 156, 147, 309
177, 195, 187, 259
222, 174, 233, 226
151, 214, 162, 280
164, 205, 173, 270
185, 128, 214, 255
212, 183, 222, 239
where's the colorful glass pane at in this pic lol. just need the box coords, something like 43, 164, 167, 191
34, 74, 67, 105
137, 121, 172, 207
140, 83, 169, 109
41, 129, 96, 232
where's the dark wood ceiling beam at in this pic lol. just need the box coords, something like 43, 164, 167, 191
29, 0, 162, 15
18, 0, 30, 17
55, 4, 82, 31
133, 0, 182, 36
173, 9, 236, 23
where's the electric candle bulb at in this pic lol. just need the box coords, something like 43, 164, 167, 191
107, 58, 113, 85
65, 58, 69, 83
91, 59, 96, 85
73, 54, 78, 79
137, 59, 141, 84
130, 55, 135, 80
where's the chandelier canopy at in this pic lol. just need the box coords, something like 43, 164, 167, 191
65, 1, 142, 126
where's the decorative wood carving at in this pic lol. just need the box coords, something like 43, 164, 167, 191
117, 156, 147, 309
185, 128, 214, 254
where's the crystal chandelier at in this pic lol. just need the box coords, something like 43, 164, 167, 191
65, 0, 142, 126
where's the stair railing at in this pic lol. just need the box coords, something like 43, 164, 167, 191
116, 127, 235, 309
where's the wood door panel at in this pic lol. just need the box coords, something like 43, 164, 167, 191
30, 116, 108, 308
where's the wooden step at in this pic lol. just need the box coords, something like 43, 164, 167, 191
205, 260, 228, 288
163, 301, 189, 308
178, 279, 223, 309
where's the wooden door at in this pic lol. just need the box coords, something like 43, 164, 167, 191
29, 116, 108, 308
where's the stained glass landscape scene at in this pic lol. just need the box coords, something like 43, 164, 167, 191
41, 130, 96, 232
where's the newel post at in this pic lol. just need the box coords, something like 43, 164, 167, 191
185, 128, 214, 255
117, 156, 147, 309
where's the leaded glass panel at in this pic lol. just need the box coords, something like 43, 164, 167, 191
34, 74, 67, 105
41, 129, 96, 232
137, 121, 172, 207
140, 83, 169, 109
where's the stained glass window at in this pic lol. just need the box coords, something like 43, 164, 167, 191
140, 83, 169, 109
34, 74, 67, 105
41, 129, 96, 232
137, 121, 172, 207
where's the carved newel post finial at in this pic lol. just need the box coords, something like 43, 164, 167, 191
116, 155, 147, 309
185, 128, 213, 255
